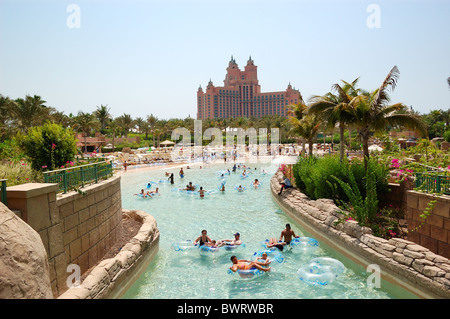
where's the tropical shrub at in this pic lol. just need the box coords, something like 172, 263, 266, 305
17, 122, 77, 171
293, 155, 389, 204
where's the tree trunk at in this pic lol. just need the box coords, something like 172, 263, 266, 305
308, 139, 313, 156
339, 125, 345, 161
361, 129, 370, 171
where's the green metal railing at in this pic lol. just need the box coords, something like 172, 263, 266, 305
415, 172, 450, 195
43, 161, 114, 193
0, 179, 7, 205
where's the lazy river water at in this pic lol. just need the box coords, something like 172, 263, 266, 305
120, 161, 418, 299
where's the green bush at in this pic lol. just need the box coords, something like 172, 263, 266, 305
444, 130, 450, 142
292, 155, 389, 204
17, 122, 77, 171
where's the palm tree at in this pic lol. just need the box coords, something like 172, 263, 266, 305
287, 94, 309, 154
94, 104, 111, 132
0, 95, 16, 141
349, 66, 427, 169
447, 77, 450, 90
309, 78, 362, 161
116, 113, 134, 137
147, 114, 158, 147
134, 117, 144, 134
12, 95, 47, 132
289, 114, 321, 156
73, 112, 99, 153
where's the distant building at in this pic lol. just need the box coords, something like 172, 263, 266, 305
197, 56, 300, 119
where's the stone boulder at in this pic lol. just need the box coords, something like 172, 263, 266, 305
0, 202, 53, 299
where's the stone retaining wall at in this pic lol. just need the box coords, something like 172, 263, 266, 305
406, 190, 450, 259
271, 170, 450, 299
58, 209, 159, 299
6, 175, 123, 297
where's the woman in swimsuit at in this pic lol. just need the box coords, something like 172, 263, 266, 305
193, 230, 212, 246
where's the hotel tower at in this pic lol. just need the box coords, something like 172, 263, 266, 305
197, 56, 300, 119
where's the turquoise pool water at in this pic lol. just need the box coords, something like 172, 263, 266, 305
120, 162, 417, 299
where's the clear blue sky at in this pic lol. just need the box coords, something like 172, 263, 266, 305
1, 0, 449, 119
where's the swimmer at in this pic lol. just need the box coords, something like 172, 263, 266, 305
252, 179, 260, 188
148, 187, 159, 195
199, 186, 205, 198
254, 252, 271, 266
134, 189, 145, 197
179, 168, 184, 178
229, 255, 271, 273
205, 240, 218, 248
237, 185, 244, 192
266, 237, 287, 251
193, 230, 212, 246
280, 223, 299, 245
184, 182, 195, 191
217, 233, 241, 247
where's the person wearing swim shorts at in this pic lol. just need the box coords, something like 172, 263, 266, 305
229, 255, 271, 273
280, 223, 298, 245
266, 237, 287, 251
254, 252, 271, 265
217, 233, 241, 247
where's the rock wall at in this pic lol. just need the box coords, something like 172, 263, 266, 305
58, 209, 159, 299
6, 175, 123, 297
406, 190, 450, 258
271, 170, 450, 299
0, 202, 53, 299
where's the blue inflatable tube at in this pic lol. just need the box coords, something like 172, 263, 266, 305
297, 257, 346, 286
146, 182, 157, 189
136, 193, 158, 199
252, 249, 284, 264
290, 237, 320, 251
172, 240, 197, 252
235, 186, 246, 192
227, 266, 269, 279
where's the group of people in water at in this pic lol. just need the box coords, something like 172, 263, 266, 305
191, 224, 299, 274
134, 163, 282, 200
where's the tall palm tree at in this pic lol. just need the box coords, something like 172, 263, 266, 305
116, 113, 134, 137
94, 104, 111, 132
0, 95, 16, 141
147, 114, 158, 147
286, 93, 309, 154
289, 114, 321, 156
12, 95, 47, 132
134, 117, 144, 134
73, 112, 99, 153
309, 78, 362, 161
349, 66, 427, 169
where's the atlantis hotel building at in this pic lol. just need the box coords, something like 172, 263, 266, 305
197, 56, 300, 119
